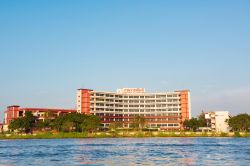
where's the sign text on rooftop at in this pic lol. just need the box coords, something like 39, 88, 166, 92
117, 88, 145, 94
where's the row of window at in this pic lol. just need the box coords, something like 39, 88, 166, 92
125, 109, 180, 112
95, 113, 180, 117
150, 124, 179, 127
93, 108, 180, 112
102, 118, 179, 121
93, 93, 180, 98
92, 99, 180, 103
94, 104, 180, 107
102, 123, 180, 128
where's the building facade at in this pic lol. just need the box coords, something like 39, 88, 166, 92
3, 105, 76, 131
77, 88, 191, 130
205, 111, 229, 132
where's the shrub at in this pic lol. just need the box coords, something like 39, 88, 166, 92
220, 132, 228, 137
234, 131, 241, 137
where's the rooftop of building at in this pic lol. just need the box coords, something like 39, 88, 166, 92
5, 106, 76, 113
78, 88, 190, 94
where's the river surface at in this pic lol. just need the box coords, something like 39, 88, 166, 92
0, 138, 249, 166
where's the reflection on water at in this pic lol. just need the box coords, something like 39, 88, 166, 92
0, 138, 249, 166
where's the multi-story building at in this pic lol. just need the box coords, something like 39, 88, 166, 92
3, 105, 76, 131
77, 88, 191, 130
205, 111, 229, 132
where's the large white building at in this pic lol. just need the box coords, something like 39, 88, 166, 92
205, 111, 229, 132
77, 88, 191, 130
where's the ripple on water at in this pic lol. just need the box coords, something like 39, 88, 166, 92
0, 138, 249, 165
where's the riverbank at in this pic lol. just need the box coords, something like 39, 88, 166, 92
1, 131, 250, 139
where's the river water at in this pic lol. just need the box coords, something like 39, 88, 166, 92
0, 138, 249, 166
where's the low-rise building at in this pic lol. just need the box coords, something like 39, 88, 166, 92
205, 111, 229, 132
3, 105, 76, 131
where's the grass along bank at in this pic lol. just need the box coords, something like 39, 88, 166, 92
1, 131, 250, 139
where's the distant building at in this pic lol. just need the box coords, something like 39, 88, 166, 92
1, 88, 192, 131
77, 88, 191, 130
3, 105, 76, 131
205, 111, 229, 132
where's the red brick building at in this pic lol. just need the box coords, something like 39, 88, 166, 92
4, 105, 76, 125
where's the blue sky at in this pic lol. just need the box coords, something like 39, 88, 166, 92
0, 0, 250, 121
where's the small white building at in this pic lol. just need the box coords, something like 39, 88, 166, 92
205, 111, 229, 133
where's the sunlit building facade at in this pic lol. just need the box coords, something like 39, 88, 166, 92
3, 105, 76, 131
205, 111, 229, 132
77, 88, 191, 130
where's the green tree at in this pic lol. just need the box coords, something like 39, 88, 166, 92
51, 112, 84, 132
198, 111, 206, 127
183, 111, 207, 131
131, 116, 146, 131
183, 118, 200, 131
9, 117, 26, 133
8, 111, 36, 133
23, 111, 36, 133
61, 121, 75, 132
51, 113, 101, 133
9, 111, 102, 133
51, 115, 64, 131
109, 121, 123, 131
81, 115, 101, 133
36, 119, 52, 131
227, 114, 250, 131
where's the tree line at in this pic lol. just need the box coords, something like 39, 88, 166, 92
183, 112, 206, 131
8, 111, 147, 133
227, 114, 250, 131
8, 112, 101, 133
183, 112, 250, 132
8, 111, 250, 133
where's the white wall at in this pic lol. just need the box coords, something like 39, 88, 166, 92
215, 111, 229, 133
